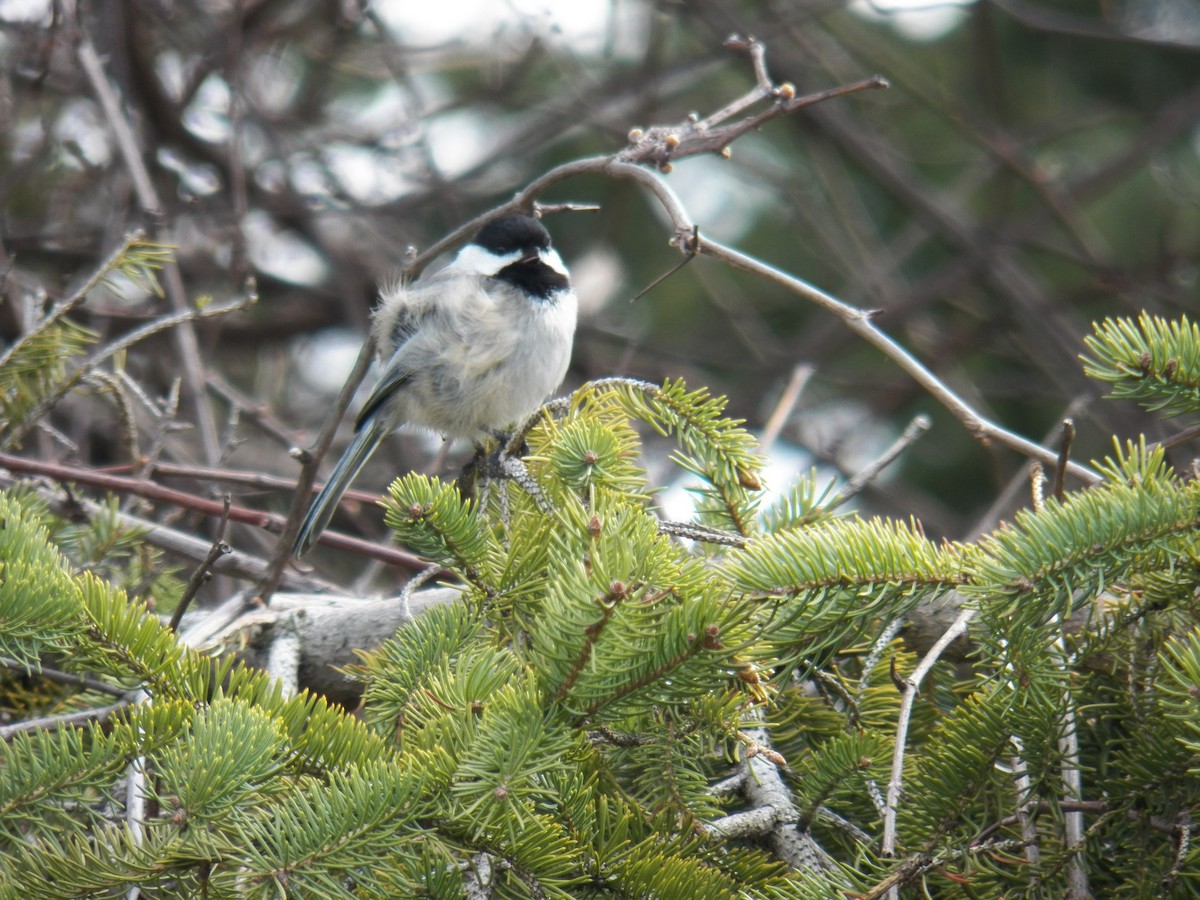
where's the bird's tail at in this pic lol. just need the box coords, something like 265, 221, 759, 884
292, 419, 387, 557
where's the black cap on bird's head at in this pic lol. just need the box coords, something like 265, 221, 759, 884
473, 215, 553, 256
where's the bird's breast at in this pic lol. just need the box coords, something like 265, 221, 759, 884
385, 284, 576, 438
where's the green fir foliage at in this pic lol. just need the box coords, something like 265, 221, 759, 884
5, 315, 1200, 896
0, 237, 172, 450
1081, 312, 1200, 417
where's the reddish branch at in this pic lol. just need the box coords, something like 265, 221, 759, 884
0, 452, 427, 571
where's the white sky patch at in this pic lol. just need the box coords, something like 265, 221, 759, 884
372, 0, 647, 58
293, 328, 363, 395
0, 0, 50, 23
666, 154, 777, 243
54, 98, 112, 168
570, 245, 625, 316
658, 439, 821, 524
243, 210, 329, 286
323, 143, 417, 205
157, 147, 222, 198
849, 0, 973, 42
182, 74, 232, 144
423, 108, 510, 180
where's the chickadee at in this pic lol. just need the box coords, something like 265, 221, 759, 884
292, 215, 577, 557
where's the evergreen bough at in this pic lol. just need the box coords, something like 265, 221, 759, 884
2, 312, 1200, 896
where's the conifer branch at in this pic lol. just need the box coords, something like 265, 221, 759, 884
2, 297, 254, 451
0, 231, 149, 376
1081, 312, 1200, 416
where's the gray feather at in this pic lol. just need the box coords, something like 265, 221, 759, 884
292, 418, 388, 557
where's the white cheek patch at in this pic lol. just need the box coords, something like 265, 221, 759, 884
540, 248, 568, 278
453, 244, 521, 278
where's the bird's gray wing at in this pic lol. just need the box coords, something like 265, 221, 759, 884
292, 415, 390, 557
354, 343, 415, 432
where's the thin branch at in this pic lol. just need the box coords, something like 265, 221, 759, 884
0, 699, 133, 740
206, 372, 306, 452
882, 606, 976, 858
618, 38, 889, 173
759, 363, 815, 454
1152, 421, 1200, 453
123, 691, 150, 900
1165, 816, 1192, 892
0, 656, 129, 698
168, 493, 232, 632
2, 297, 255, 451
0, 452, 429, 572
860, 845, 1029, 900
1053, 419, 1075, 502
1007, 736, 1042, 865
100, 460, 380, 507
692, 235, 1101, 484
0, 230, 145, 375
256, 338, 379, 602
1052, 632, 1089, 898
627, 226, 700, 302
69, 0, 222, 466
827, 414, 931, 512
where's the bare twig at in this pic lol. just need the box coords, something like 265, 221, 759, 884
759, 364, 815, 455
1052, 631, 1089, 898
0, 474, 330, 595
618, 37, 889, 173
1054, 419, 1075, 502
628, 225, 700, 302
0, 230, 145, 375
1007, 736, 1042, 865
257, 336, 378, 601
123, 691, 150, 900
0, 456, 425, 577
101, 460, 379, 507
68, 1, 222, 466
1165, 816, 1192, 892
0, 656, 129, 698
1152, 422, 1200, 454
206, 373, 306, 452
2, 297, 255, 451
532, 202, 602, 217
827, 414, 931, 512
693, 236, 1101, 485
0, 699, 133, 740
882, 606, 976, 859
168, 493, 232, 631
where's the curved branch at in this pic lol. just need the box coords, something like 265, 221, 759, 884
457, 149, 1103, 485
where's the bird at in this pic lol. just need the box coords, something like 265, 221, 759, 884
292, 214, 577, 557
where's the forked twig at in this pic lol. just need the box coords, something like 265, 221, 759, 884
168, 494, 233, 632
